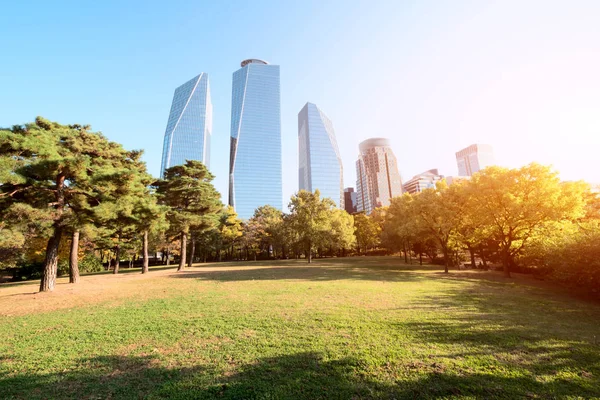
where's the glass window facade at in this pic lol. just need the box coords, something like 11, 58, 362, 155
455, 144, 495, 176
298, 102, 344, 208
229, 60, 282, 219
160, 73, 212, 177
355, 138, 403, 214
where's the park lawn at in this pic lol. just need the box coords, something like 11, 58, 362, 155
0, 257, 599, 399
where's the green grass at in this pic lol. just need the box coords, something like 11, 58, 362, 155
1, 257, 599, 399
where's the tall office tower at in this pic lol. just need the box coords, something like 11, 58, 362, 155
402, 169, 444, 194
160, 73, 212, 177
229, 59, 282, 219
344, 187, 358, 214
355, 138, 403, 214
455, 144, 494, 176
298, 102, 344, 208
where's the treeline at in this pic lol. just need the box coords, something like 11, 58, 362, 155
0, 118, 354, 292
2, 118, 598, 295
356, 164, 600, 294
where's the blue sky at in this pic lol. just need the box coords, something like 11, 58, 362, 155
2, 0, 599, 205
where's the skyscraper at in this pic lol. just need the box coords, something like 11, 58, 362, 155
298, 102, 344, 208
456, 144, 494, 176
229, 59, 282, 219
355, 138, 403, 214
344, 187, 358, 214
402, 169, 444, 194
160, 73, 212, 177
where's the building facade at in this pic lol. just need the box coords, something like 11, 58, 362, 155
160, 73, 212, 177
344, 187, 358, 214
229, 59, 282, 219
456, 144, 494, 176
298, 102, 344, 208
355, 138, 403, 214
402, 169, 444, 194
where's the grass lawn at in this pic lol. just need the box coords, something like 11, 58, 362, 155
0, 257, 599, 399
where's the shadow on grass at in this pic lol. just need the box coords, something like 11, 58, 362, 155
1, 351, 598, 399
170, 257, 442, 284
169, 265, 432, 283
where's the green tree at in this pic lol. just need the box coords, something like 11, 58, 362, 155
327, 208, 356, 255
0, 118, 147, 291
288, 190, 336, 263
411, 182, 464, 273
469, 164, 586, 277
249, 205, 285, 258
154, 160, 222, 271
353, 213, 380, 254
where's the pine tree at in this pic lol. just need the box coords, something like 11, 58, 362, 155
154, 160, 222, 271
0, 118, 150, 291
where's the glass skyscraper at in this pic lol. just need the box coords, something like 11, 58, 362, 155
298, 102, 344, 208
455, 144, 495, 176
160, 73, 212, 177
356, 138, 403, 214
229, 59, 282, 219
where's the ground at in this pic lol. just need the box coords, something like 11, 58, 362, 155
0, 257, 599, 399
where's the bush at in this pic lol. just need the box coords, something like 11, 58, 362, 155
79, 254, 103, 273
11, 262, 43, 281
57, 260, 69, 277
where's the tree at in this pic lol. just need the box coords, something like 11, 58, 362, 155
248, 205, 285, 258
327, 208, 356, 255
154, 160, 222, 271
411, 182, 463, 273
288, 190, 336, 263
385, 194, 421, 262
214, 206, 243, 261
469, 164, 586, 277
0, 118, 147, 291
353, 213, 380, 254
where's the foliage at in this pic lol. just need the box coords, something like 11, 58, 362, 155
154, 160, 222, 270
287, 190, 354, 262
79, 254, 104, 273
353, 212, 380, 254
0, 118, 153, 290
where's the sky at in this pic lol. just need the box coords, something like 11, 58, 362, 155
2, 0, 599, 205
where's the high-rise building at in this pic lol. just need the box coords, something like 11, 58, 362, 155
344, 187, 358, 214
229, 59, 282, 219
402, 169, 444, 194
298, 102, 344, 208
355, 138, 403, 214
456, 144, 494, 176
160, 73, 212, 177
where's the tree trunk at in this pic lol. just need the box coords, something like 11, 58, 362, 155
187, 234, 195, 268
69, 230, 80, 284
40, 225, 63, 292
443, 247, 449, 273
142, 230, 149, 274
178, 231, 187, 271
403, 242, 408, 263
113, 241, 120, 274
468, 246, 476, 269
40, 174, 66, 292
479, 245, 488, 270
307, 241, 312, 264
502, 247, 511, 278
419, 252, 423, 266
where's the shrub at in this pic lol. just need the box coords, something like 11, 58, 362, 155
79, 254, 103, 273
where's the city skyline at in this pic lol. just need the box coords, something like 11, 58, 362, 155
160, 73, 212, 177
2, 1, 599, 204
229, 59, 282, 219
298, 102, 344, 208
